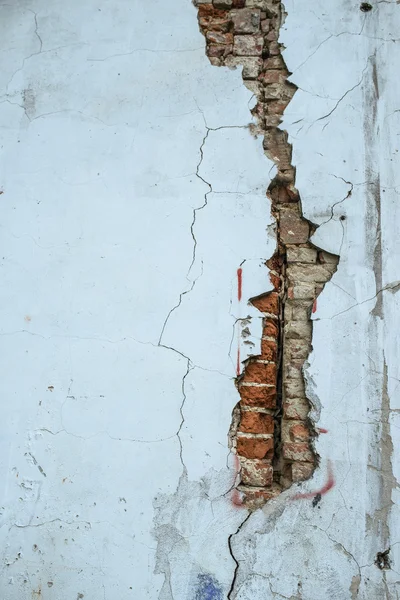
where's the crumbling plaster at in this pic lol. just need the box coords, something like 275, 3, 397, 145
0, 0, 399, 598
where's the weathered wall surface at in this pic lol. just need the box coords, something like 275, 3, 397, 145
0, 0, 399, 599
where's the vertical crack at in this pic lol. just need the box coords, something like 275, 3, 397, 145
194, 0, 340, 515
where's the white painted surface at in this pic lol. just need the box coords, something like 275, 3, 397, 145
0, 0, 399, 599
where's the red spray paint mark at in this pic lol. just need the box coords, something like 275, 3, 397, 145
312, 299, 317, 314
231, 455, 244, 508
236, 347, 241, 377
237, 268, 243, 302
292, 460, 335, 501
317, 427, 328, 434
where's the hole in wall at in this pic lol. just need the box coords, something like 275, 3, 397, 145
375, 549, 391, 570
360, 2, 373, 12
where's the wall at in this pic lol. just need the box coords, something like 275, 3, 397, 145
0, 0, 398, 598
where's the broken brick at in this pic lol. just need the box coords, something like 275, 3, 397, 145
231, 8, 261, 33
239, 411, 274, 434
239, 384, 276, 408
237, 435, 274, 460
242, 361, 276, 385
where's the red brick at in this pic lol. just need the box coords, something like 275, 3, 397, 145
239, 385, 276, 408
239, 411, 274, 434
263, 318, 279, 338
211, 17, 232, 31
198, 4, 214, 17
208, 43, 233, 57
242, 361, 276, 385
279, 211, 309, 244
282, 442, 314, 463
259, 70, 286, 84
263, 56, 285, 69
237, 435, 274, 460
260, 339, 277, 361
251, 292, 279, 315
261, 18, 271, 32
288, 422, 310, 441
269, 272, 281, 290
269, 184, 297, 204
240, 459, 273, 487
206, 31, 233, 44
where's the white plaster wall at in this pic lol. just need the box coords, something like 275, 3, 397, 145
0, 0, 399, 599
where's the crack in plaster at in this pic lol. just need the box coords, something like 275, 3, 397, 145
227, 512, 251, 600
316, 280, 400, 320
308, 54, 378, 127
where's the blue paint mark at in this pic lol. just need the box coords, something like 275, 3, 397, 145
195, 573, 223, 600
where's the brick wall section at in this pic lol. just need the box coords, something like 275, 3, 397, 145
195, 0, 339, 509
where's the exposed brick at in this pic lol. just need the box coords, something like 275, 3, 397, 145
284, 339, 310, 360
284, 358, 304, 379
284, 320, 311, 340
208, 43, 233, 57
279, 211, 309, 244
233, 34, 264, 56
260, 338, 277, 361
264, 83, 284, 100
261, 18, 271, 32
284, 377, 306, 398
283, 397, 310, 420
269, 184, 297, 204
269, 41, 281, 55
240, 459, 273, 487
284, 300, 310, 322
269, 272, 281, 290
239, 411, 274, 434
291, 462, 314, 482
239, 384, 276, 408
231, 8, 261, 33
287, 246, 318, 263
238, 485, 281, 509
251, 292, 279, 314
318, 250, 338, 264
259, 70, 286, 84
214, 0, 233, 7
282, 420, 310, 442
237, 435, 274, 459
267, 100, 289, 114
198, 3, 214, 17
243, 80, 262, 95
287, 264, 337, 284
206, 31, 233, 44
287, 283, 315, 300
242, 361, 276, 385
245, 0, 279, 10
282, 442, 314, 463
265, 115, 281, 127
263, 56, 285, 69
196, 0, 339, 506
